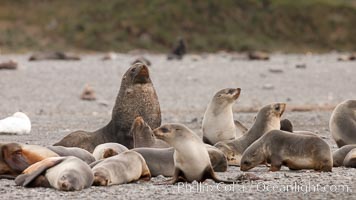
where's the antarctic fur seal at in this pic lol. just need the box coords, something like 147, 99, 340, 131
332, 144, 356, 167
92, 143, 128, 160
54, 63, 161, 151
240, 130, 332, 172
215, 103, 286, 165
343, 148, 356, 168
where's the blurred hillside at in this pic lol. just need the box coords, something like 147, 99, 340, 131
0, 0, 355, 53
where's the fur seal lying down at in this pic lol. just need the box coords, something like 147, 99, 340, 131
91, 151, 151, 186
15, 156, 94, 191
332, 144, 356, 167
329, 100, 356, 147
47, 146, 95, 164
29, 52, 80, 61
92, 143, 128, 160
343, 148, 356, 168
153, 124, 233, 184
240, 130, 332, 172
215, 103, 286, 165
202, 88, 247, 145
0, 112, 31, 135
0, 143, 58, 178
54, 63, 161, 151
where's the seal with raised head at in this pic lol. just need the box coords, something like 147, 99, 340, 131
329, 100, 356, 147
15, 156, 94, 191
202, 88, 247, 145
153, 123, 233, 184
240, 130, 332, 172
92, 143, 128, 160
0, 143, 58, 178
54, 63, 161, 151
332, 144, 356, 167
91, 150, 151, 186
214, 103, 286, 165
47, 146, 95, 164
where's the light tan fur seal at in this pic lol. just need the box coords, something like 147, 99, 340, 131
329, 100, 356, 147
54, 63, 161, 151
215, 103, 286, 165
91, 150, 151, 186
92, 143, 128, 160
153, 123, 233, 184
15, 156, 94, 191
332, 144, 356, 167
240, 130, 332, 172
202, 88, 248, 145
343, 148, 356, 168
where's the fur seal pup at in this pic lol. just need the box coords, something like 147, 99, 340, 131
131, 116, 169, 148
0, 112, 31, 135
91, 150, 151, 186
280, 119, 293, 132
332, 144, 356, 167
214, 103, 286, 165
47, 146, 95, 164
153, 124, 232, 184
0, 143, 58, 177
167, 37, 186, 60
329, 100, 356, 147
202, 88, 247, 145
54, 63, 161, 151
240, 130, 332, 172
343, 148, 356, 168
29, 51, 80, 61
15, 156, 94, 191
92, 143, 128, 160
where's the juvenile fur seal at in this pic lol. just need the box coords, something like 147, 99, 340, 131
343, 148, 356, 168
131, 116, 169, 148
54, 63, 161, 151
214, 103, 286, 165
332, 144, 356, 167
240, 130, 332, 172
0, 112, 31, 135
92, 143, 128, 160
329, 100, 356, 147
47, 146, 95, 164
153, 123, 232, 184
202, 88, 247, 145
15, 156, 94, 191
92, 150, 151, 186
0, 143, 58, 177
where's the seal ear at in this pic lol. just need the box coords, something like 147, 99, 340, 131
15, 157, 65, 187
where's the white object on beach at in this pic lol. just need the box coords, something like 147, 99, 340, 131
0, 112, 31, 135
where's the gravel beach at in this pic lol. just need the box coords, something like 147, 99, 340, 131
0, 53, 355, 199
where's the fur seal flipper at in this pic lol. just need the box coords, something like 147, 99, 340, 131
54, 63, 161, 151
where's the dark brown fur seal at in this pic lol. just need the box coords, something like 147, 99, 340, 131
215, 103, 286, 165
280, 119, 293, 132
240, 130, 332, 172
167, 37, 186, 60
54, 63, 161, 151
29, 51, 80, 61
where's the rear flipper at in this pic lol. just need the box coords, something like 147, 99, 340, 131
203, 166, 234, 184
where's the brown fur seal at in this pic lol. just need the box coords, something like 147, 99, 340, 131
0, 60, 18, 70
343, 148, 356, 168
248, 51, 269, 60
131, 116, 169, 148
329, 100, 356, 147
29, 51, 80, 61
240, 130, 332, 172
215, 103, 286, 165
15, 156, 94, 191
54, 63, 161, 151
92, 143, 128, 160
332, 144, 356, 167
47, 146, 95, 164
202, 88, 248, 145
0, 143, 58, 178
153, 123, 233, 184
91, 150, 151, 186
167, 37, 186, 60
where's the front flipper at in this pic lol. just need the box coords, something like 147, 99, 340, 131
234, 120, 248, 134
155, 168, 186, 185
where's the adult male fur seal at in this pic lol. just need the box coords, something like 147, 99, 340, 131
202, 88, 248, 145
54, 63, 161, 151
153, 123, 233, 184
15, 156, 94, 191
240, 130, 332, 172
329, 100, 356, 147
215, 103, 286, 165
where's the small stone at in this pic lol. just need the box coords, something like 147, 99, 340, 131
295, 64, 306, 69
262, 84, 274, 90
80, 84, 96, 101
268, 68, 283, 73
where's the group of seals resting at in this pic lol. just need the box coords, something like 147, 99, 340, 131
54, 63, 161, 151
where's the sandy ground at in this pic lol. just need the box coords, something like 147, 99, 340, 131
0, 53, 355, 199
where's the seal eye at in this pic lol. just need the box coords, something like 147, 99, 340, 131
160, 127, 169, 133
274, 104, 280, 111
227, 89, 235, 94
243, 161, 250, 166
131, 68, 136, 73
